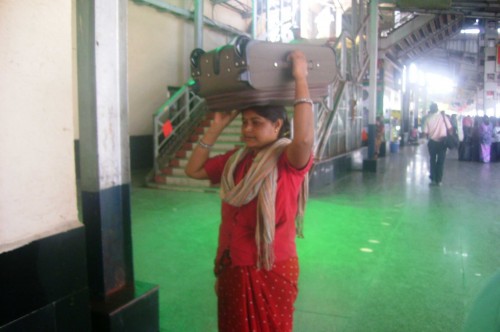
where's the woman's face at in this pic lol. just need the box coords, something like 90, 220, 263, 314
241, 110, 282, 151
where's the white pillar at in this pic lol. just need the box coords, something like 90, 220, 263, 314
367, 0, 379, 158
195, 0, 204, 49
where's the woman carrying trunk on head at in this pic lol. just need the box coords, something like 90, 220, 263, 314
185, 50, 314, 332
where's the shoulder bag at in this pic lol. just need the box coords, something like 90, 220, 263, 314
442, 113, 458, 149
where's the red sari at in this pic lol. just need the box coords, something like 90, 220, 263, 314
205, 148, 312, 331
217, 257, 299, 332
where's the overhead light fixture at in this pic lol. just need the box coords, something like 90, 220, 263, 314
460, 28, 480, 34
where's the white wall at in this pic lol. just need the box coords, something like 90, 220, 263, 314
72, 0, 250, 137
127, 0, 251, 136
0, 0, 250, 252
0, 0, 80, 253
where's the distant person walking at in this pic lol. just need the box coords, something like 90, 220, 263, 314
423, 103, 453, 186
374, 116, 385, 158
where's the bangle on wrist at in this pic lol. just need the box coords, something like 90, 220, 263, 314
198, 139, 213, 150
293, 98, 314, 107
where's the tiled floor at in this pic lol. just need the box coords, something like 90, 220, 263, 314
131, 142, 500, 332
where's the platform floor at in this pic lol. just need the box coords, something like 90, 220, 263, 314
131, 142, 500, 332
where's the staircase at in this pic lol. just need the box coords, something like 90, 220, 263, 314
380, 13, 464, 67
150, 113, 244, 192
148, 21, 367, 192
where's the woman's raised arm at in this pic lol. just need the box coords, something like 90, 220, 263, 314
185, 110, 239, 179
286, 50, 314, 169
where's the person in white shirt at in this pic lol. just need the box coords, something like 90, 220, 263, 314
423, 103, 453, 186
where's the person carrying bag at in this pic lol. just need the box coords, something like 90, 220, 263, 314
423, 103, 453, 186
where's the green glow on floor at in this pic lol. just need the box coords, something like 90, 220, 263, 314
131, 144, 500, 331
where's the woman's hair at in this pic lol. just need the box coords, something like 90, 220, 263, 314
243, 105, 291, 138
483, 115, 490, 125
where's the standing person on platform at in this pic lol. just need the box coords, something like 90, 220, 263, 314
462, 115, 473, 142
479, 115, 493, 163
420, 110, 429, 136
492, 118, 500, 162
374, 115, 385, 158
423, 103, 453, 186
185, 50, 314, 332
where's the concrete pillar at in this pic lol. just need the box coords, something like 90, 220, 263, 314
252, 0, 258, 39
363, 0, 379, 172
401, 67, 411, 144
77, 0, 159, 330
483, 19, 499, 116
351, 0, 358, 75
195, 0, 204, 49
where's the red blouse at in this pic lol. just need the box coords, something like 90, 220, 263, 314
204, 149, 313, 267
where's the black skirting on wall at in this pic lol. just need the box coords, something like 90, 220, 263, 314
0, 226, 91, 331
129, 135, 154, 170
74, 135, 154, 179
309, 148, 368, 193
81, 184, 159, 332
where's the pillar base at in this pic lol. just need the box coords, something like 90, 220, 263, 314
91, 281, 159, 332
363, 159, 378, 172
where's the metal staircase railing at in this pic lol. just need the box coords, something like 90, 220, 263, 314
314, 78, 345, 159
313, 14, 369, 161
151, 12, 371, 182
153, 82, 207, 175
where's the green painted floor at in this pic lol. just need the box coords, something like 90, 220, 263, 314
130, 143, 500, 332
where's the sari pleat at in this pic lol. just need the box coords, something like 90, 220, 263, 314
217, 257, 299, 332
